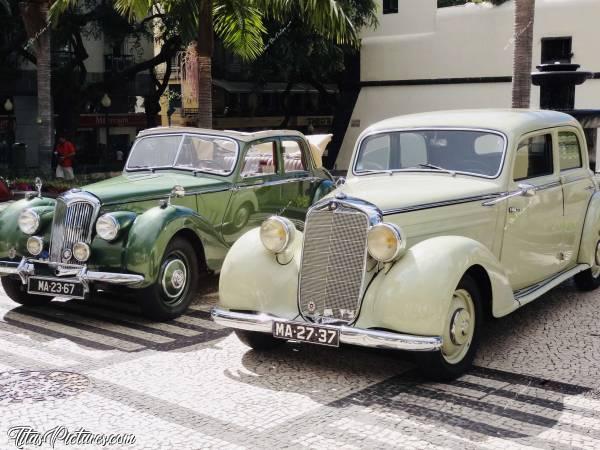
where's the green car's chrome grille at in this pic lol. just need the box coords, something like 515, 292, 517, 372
50, 197, 97, 263
298, 205, 369, 323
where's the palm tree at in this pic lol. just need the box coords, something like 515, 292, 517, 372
53, 0, 362, 129
20, 0, 53, 173
511, 0, 536, 109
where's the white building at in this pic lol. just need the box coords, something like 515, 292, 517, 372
337, 0, 600, 169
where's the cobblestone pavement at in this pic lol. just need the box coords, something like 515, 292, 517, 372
0, 276, 599, 450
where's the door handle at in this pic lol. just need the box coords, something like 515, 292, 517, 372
585, 185, 595, 191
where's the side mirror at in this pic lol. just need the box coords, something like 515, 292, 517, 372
161, 185, 185, 208
518, 183, 536, 197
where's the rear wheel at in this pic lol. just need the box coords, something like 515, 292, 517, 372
574, 240, 600, 291
415, 274, 482, 381
234, 330, 283, 351
138, 237, 200, 321
1, 276, 54, 306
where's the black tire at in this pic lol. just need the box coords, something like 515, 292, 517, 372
138, 237, 200, 321
414, 274, 483, 381
234, 330, 284, 351
1, 276, 54, 306
574, 268, 600, 291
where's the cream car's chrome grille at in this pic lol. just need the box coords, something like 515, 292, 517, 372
298, 205, 370, 323
49, 195, 98, 263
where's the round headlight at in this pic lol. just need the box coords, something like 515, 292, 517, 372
73, 242, 91, 262
367, 223, 406, 263
26, 236, 44, 256
96, 214, 120, 241
260, 216, 295, 254
18, 209, 40, 235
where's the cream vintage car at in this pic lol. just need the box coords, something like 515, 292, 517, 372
212, 110, 600, 380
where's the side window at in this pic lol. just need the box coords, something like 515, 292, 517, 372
513, 134, 554, 181
281, 140, 308, 173
558, 131, 582, 171
241, 140, 277, 177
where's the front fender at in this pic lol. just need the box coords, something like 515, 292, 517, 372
124, 205, 226, 286
0, 197, 55, 258
355, 236, 515, 336
219, 228, 302, 318
578, 191, 600, 265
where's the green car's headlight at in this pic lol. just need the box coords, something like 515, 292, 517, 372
260, 216, 296, 254
96, 214, 120, 241
18, 209, 41, 235
367, 223, 406, 263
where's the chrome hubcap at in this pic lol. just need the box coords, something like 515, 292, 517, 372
161, 258, 187, 302
442, 289, 476, 365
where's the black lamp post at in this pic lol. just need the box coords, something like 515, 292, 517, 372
101, 93, 111, 162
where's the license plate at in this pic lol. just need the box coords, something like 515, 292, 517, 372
272, 321, 340, 347
27, 277, 85, 299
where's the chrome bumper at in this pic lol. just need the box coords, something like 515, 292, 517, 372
0, 258, 144, 291
211, 307, 443, 352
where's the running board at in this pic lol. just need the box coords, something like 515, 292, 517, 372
514, 264, 589, 307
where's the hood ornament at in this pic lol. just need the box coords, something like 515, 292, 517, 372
335, 191, 347, 200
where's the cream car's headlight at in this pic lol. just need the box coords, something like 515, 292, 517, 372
260, 216, 296, 254
96, 214, 120, 241
18, 209, 40, 235
367, 223, 406, 263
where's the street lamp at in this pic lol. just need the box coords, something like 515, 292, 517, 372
100, 94, 111, 162
4, 99, 13, 113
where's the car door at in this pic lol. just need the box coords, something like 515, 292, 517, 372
221, 138, 284, 246
557, 127, 595, 264
279, 137, 322, 228
500, 131, 565, 290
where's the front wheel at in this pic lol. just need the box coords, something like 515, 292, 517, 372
1, 277, 54, 306
138, 237, 200, 321
414, 274, 483, 381
234, 330, 284, 351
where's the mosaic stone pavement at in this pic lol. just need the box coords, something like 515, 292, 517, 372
0, 275, 598, 450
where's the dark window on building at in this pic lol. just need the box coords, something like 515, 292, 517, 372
541, 37, 572, 64
383, 0, 398, 14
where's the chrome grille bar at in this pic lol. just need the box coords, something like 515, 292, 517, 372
49, 192, 99, 263
298, 204, 370, 323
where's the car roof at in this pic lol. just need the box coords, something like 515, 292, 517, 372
137, 126, 306, 142
364, 109, 580, 137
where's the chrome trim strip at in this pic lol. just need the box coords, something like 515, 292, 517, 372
211, 308, 443, 352
514, 264, 589, 306
101, 186, 231, 206
351, 127, 508, 180
384, 193, 503, 215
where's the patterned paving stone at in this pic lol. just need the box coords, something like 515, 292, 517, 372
0, 275, 598, 449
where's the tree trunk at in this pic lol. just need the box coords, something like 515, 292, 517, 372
511, 0, 536, 109
20, 0, 53, 173
196, 0, 213, 128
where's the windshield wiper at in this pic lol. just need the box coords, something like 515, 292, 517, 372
417, 163, 456, 177
127, 165, 154, 172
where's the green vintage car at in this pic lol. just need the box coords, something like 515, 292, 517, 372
0, 128, 334, 320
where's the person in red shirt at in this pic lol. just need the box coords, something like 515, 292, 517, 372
55, 137, 76, 180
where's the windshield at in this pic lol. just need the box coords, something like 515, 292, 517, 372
126, 134, 239, 175
354, 129, 506, 178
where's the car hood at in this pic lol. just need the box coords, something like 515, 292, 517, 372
82, 171, 230, 205
333, 173, 502, 213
